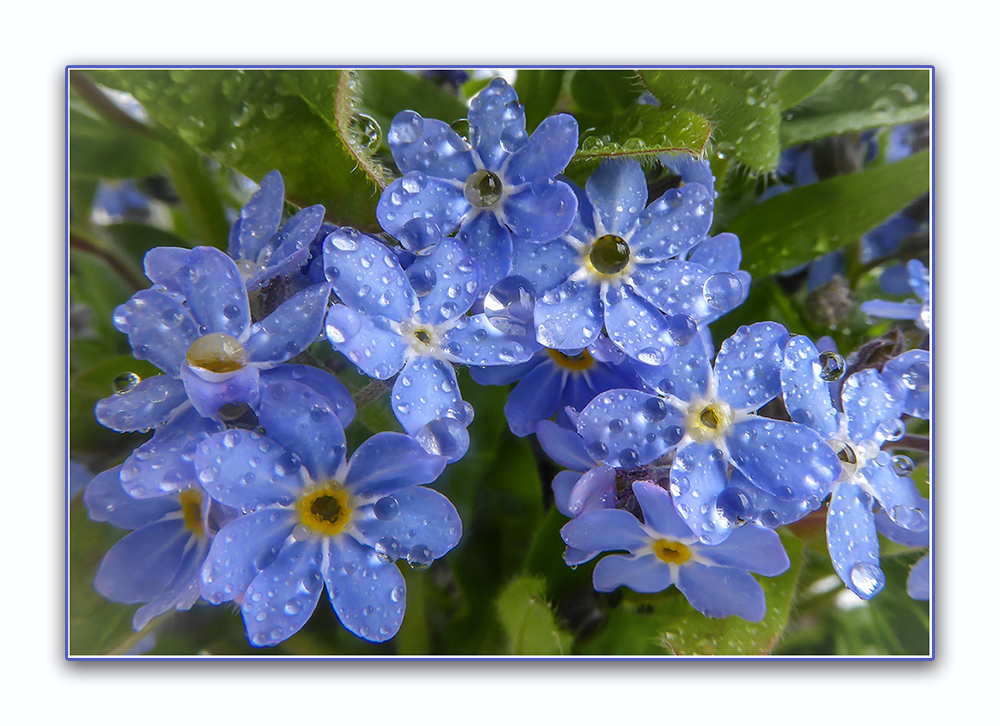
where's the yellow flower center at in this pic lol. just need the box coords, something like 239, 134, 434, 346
547, 348, 595, 371
296, 485, 354, 536
685, 400, 734, 444
179, 489, 205, 537
652, 539, 691, 565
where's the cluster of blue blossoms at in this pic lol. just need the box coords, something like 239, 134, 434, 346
84, 77, 932, 648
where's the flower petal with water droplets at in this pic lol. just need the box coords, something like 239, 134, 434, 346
842, 369, 904, 443
505, 114, 579, 185
84, 466, 180, 529
352, 486, 461, 559
882, 349, 930, 420
235, 170, 284, 263
694, 523, 789, 576
603, 283, 675, 365
323, 230, 416, 323
343, 430, 448, 497
143, 246, 191, 293
676, 563, 766, 621
577, 389, 683, 468
258, 380, 347, 482
377, 173, 470, 239
115, 290, 201, 374
535, 419, 595, 471
242, 538, 324, 647
630, 259, 714, 320
510, 234, 577, 296
533, 278, 603, 351
389, 357, 465, 436
458, 209, 512, 292
561, 508, 649, 553
325, 305, 407, 381
468, 77, 523, 172
585, 159, 646, 236
95, 374, 188, 433
441, 313, 536, 368
714, 322, 788, 410
503, 179, 578, 243
260, 365, 355, 427
687, 233, 742, 273
629, 183, 714, 261
388, 113, 477, 180
631, 480, 692, 540
827, 479, 884, 600
324, 536, 406, 643
95, 519, 190, 604
194, 429, 306, 511
669, 443, 732, 544
180, 362, 260, 421
179, 247, 251, 339
245, 283, 331, 366
780, 335, 839, 438
411, 237, 479, 326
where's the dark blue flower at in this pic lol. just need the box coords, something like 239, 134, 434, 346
195, 379, 460, 646
96, 246, 332, 429
323, 227, 535, 435
514, 158, 746, 365
376, 76, 579, 290
781, 335, 927, 599
577, 323, 841, 544
84, 466, 235, 630
561, 480, 789, 621
227, 170, 326, 292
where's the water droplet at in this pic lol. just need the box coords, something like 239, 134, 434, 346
875, 418, 906, 443
642, 397, 668, 422
389, 110, 424, 145
464, 170, 503, 208
663, 425, 683, 446
374, 495, 399, 521
849, 562, 884, 598
667, 314, 698, 346
636, 347, 666, 366
415, 417, 470, 463
390, 586, 404, 603
619, 448, 639, 468
717, 487, 752, 525
398, 218, 440, 256
112, 371, 141, 395
585, 440, 609, 461
819, 351, 846, 382
350, 113, 381, 151
407, 545, 433, 570
891, 455, 915, 476
408, 265, 437, 297
375, 536, 402, 563
703, 273, 743, 310
901, 361, 930, 391
484, 275, 534, 336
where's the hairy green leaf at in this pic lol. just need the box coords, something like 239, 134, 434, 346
774, 69, 835, 110
497, 576, 570, 655
570, 69, 643, 117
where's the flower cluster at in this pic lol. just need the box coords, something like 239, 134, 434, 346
82, 75, 931, 651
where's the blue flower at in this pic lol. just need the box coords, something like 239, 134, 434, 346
470, 334, 641, 437
91, 180, 153, 224
577, 323, 841, 544
96, 246, 332, 430
860, 259, 930, 332
227, 170, 326, 292
195, 379, 460, 646
875, 499, 930, 601
561, 480, 789, 621
781, 335, 927, 599
881, 348, 930, 419
514, 158, 746, 365
376, 76, 579, 290
84, 466, 235, 630
323, 227, 535, 435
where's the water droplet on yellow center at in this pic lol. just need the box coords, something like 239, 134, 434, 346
186, 333, 248, 373
589, 234, 630, 275
652, 538, 691, 565
464, 170, 503, 208
548, 348, 595, 371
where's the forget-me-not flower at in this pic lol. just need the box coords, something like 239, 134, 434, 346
860, 259, 930, 332
561, 480, 789, 621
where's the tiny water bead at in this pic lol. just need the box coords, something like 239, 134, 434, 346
891, 454, 915, 476
548, 348, 595, 371
667, 314, 698, 346
297, 486, 353, 536
818, 351, 846, 382
831, 440, 860, 479
588, 235, 630, 275
178, 488, 205, 537
112, 371, 141, 395
685, 400, 734, 444
652, 539, 691, 565
464, 170, 503, 208
407, 544, 433, 570
416, 417, 470, 462
702, 272, 743, 310
902, 360, 930, 391
373, 495, 399, 521
849, 562, 885, 599
186, 333, 248, 374
349, 113, 382, 151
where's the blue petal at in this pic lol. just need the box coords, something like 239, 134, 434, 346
842, 369, 904, 443
194, 430, 307, 511
84, 466, 180, 530
593, 553, 672, 593
143, 247, 191, 293
442, 314, 536, 368
510, 234, 577, 296
630, 259, 714, 320
323, 229, 416, 323
352, 486, 462, 559
118, 406, 224, 498
882, 349, 930, 419
552, 470, 582, 517
727, 468, 816, 530
577, 389, 683, 468
676, 563, 766, 621
411, 237, 480, 326
694, 523, 789, 576
535, 419, 595, 471
270, 205, 325, 266
727, 419, 840, 500
629, 183, 714, 261
388, 112, 477, 180
377, 172, 470, 238
534, 278, 603, 350
200, 508, 297, 604
631, 480, 692, 540
244, 283, 331, 366
560, 508, 649, 553
242, 538, 324, 647
325, 305, 408, 380
95, 519, 190, 603
115, 290, 200, 374
468, 355, 540, 386
180, 362, 260, 420
630, 327, 712, 402
857, 454, 923, 522
875, 497, 930, 547
565, 466, 616, 518
603, 283, 674, 366
687, 232, 741, 273
458, 210, 512, 291
502, 179, 578, 243
859, 299, 922, 320
660, 152, 717, 193
260, 365, 355, 427
391, 356, 465, 435
343, 431, 448, 498
95, 374, 188, 433
325, 536, 406, 642
503, 360, 564, 437
827, 480, 884, 599
780, 335, 839, 438
907, 554, 930, 600
669, 443, 732, 544
258, 380, 347, 482
585, 159, 646, 236
561, 179, 598, 243
714, 322, 789, 410
133, 538, 207, 629
505, 114, 579, 185
179, 247, 251, 339
235, 170, 284, 263
468, 77, 523, 172
907, 259, 929, 300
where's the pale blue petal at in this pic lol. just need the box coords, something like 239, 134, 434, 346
179, 247, 251, 339
630, 326, 712, 402
352, 486, 462, 559
676, 563, 766, 621
882, 350, 930, 419
84, 466, 180, 530
860, 299, 922, 320
593, 554, 672, 593
503, 180, 578, 243
411, 237, 480, 326
95, 519, 190, 603
377, 173, 469, 238
242, 538, 324, 647
907, 554, 930, 600
577, 389, 683, 468
695, 524, 789, 576
510, 234, 577, 295
325, 536, 406, 642
323, 229, 416, 323
260, 365, 355, 427
505, 114, 579, 185
534, 278, 603, 350
388, 113, 477, 180
504, 360, 564, 437
236, 170, 284, 262
780, 335, 839, 438
95, 374, 188, 433
857, 454, 923, 522
115, 290, 200, 374
630, 259, 714, 320
535, 419, 595, 471
391, 356, 465, 435
603, 283, 674, 366
827, 480, 884, 599
727, 419, 840, 500
258, 380, 347, 482
688, 233, 741, 273
560, 508, 649, 553
468, 77, 523, 172
629, 183, 714, 261
444, 314, 537, 368
714, 323, 788, 410
133, 538, 207, 629
343, 431, 448, 497
631, 480, 692, 540
669, 443, 732, 544
143, 246, 191, 293
552, 471, 582, 517
458, 210, 512, 291
585, 159, 646, 236
325, 305, 408, 380
245, 283, 330, 366
565, 466, 616, 518
842, 369, 904, 442
194, 430, 307, 511
180, 362, 260, 420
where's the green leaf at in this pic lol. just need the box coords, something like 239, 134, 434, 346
868, 552, 930, 655
515, 70, 566, 131
639, 69, 782, 173
524, 506, 594, 602
729, 149, 930, 279
570, 69, 643, 118
774, 69, 834, 110
354, 69, 469, 137
89, 69, 386, 230
69, 248, 138, 349
497, 576, 570, 655
69, 108, 166, 180
781, 69, 930, 146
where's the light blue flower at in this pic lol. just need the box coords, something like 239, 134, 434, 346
323, 227, 535, 435
376, 76, 579, 290
861, 259, 930, 332
578, 323, 841, 544
876, 499, 931, 601
196, 379, 460, 646
96, 246, 332, 430
781, 335, 927, 599
561, 480, 789, 621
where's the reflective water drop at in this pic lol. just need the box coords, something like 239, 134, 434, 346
325, 306, 362, 344
374, 495, 399, 521
388, 110, 424, 145
891, 455, 915, 476
415, 417, 470, 463
408, 265, 437, 297
589, 235, 630, 275
818, 351, 846, 382
464, 170, 503, 208
585, 440, 609, 461
112, 371, 141, 395
703, 273, 743, 310
663, 425, 684, 446
618, 448, 639, 468
642, 397, 668, 423
350, 113, 381, 151
375, 536, 402, 563
390, 585, 404, 603
849, 562, 884, 598
636, 347, 666, 366
901, 361, 930, 391
667, 314, 698, 346
875, 418, 906, 443
484, 275, 534, 336
717, 487, 752, 525
407, 544, 433, 570
398, 218, 440, 256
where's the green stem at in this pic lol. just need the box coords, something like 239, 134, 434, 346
70, 232, 147, 291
